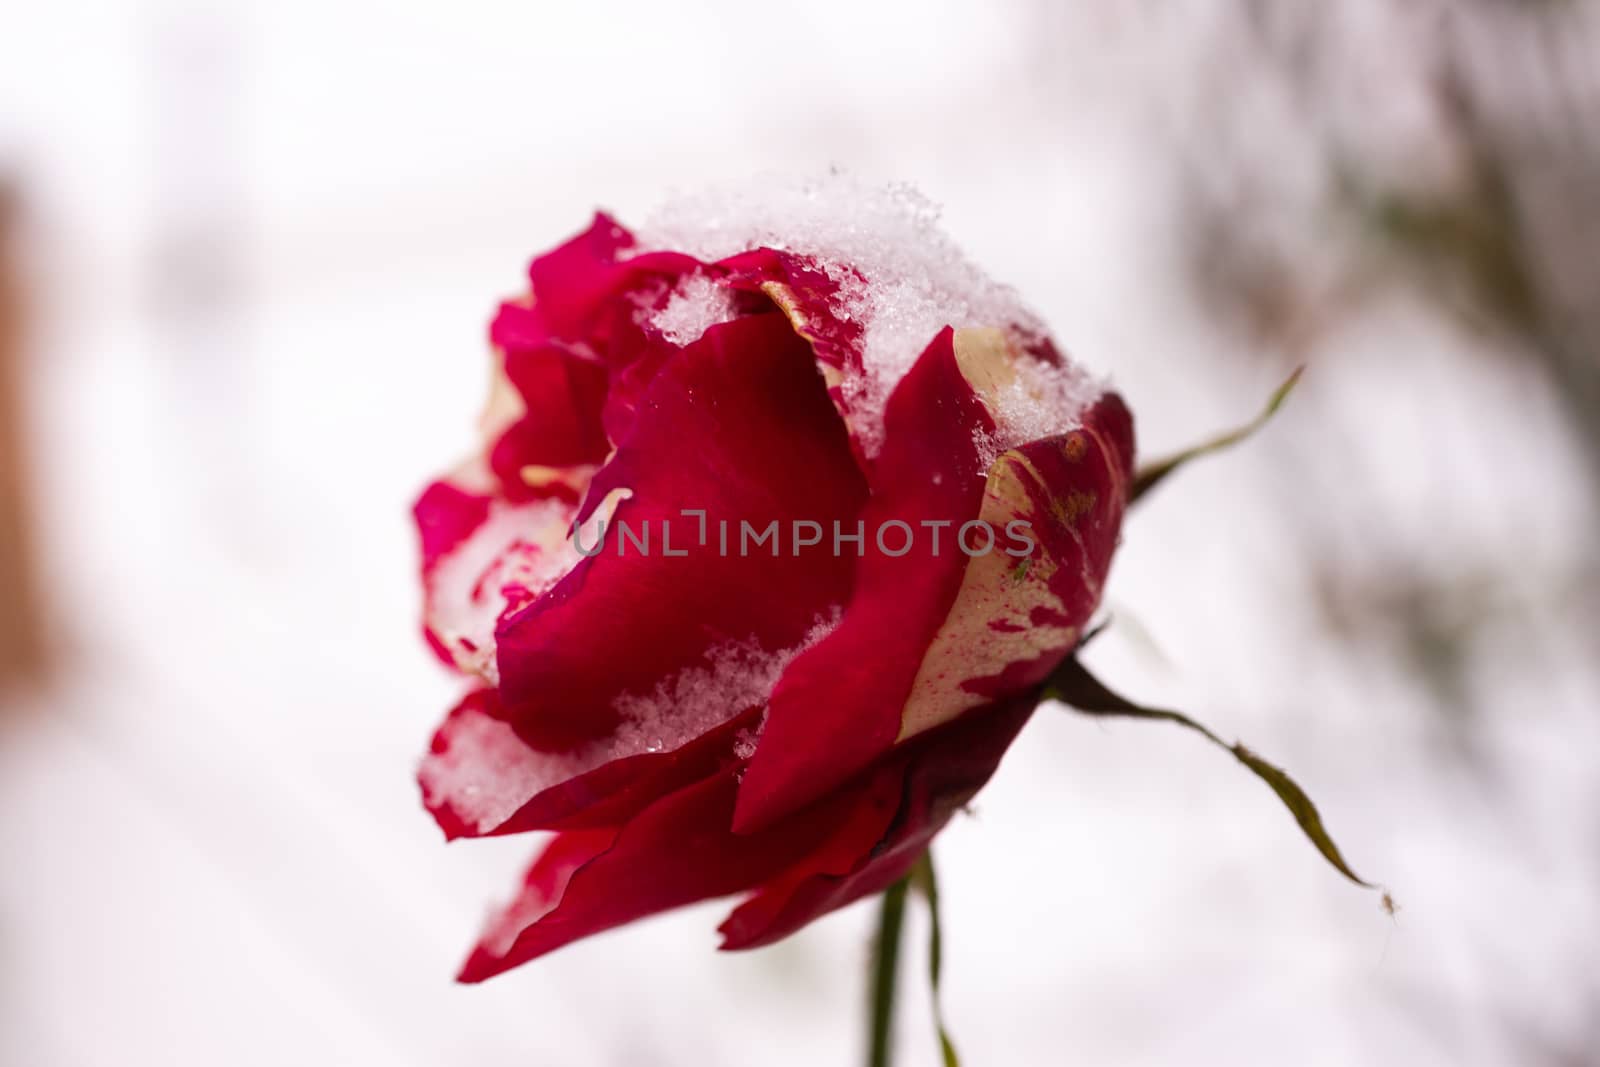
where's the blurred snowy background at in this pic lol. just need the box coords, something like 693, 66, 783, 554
2, 1, 1598, 1064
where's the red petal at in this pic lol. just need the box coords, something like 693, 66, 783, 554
896, 393, 1135, 737
520, 214, 696, 349
485, 341, 611, 502
495, 312, 869, 750
718, 697, 1033, 951
414, 477, 499, 669
715, 248, 864, 379
418, 688, 765, 839
733, 327, 993, 832
480, 216, 701, 502
456, 763, 903, 981
414, 479, 493, 575
711, 248, 875, 467
419, 494, 578, 679
456, 826, 619, 976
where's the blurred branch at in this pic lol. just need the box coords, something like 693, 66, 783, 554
0, 179, 50, 699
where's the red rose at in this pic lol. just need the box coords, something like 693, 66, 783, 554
414, 183, 1134, 982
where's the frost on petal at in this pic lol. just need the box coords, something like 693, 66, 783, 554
420, 613, 842, 839
422, 497, 580, 681
957, 330, 1104, 474
607, 609, 840, 757
644, 272, 742, 346
495, 313, 867, 751
638, 174, 1096, 459
421, 688, 745, 839
421, 691, 563, 840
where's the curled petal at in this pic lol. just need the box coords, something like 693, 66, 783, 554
733, 327, 995, 833
719, 697, 1034, 951
456, 764, 904, 982
458, 827, 620, 978
488, 223, 692, 436
418, 688, 765, 839
735, 330, 1130, 831
495, 312, 868, 750
710, 247, 883, 470
485, 341, 611, 503
414, 478, 493, 575
506, 213, 698, 353
897, 393, 1134, 740
420, 492, 578, 680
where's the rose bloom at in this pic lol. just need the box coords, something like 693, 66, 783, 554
414, 181, 1133, 982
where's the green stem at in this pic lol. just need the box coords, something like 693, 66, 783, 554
867, 875, 910, 1067
911, 850, 961, 1067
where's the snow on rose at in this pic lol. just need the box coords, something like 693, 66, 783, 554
410, 177, 1375, 1000
412, 177, 1129, 981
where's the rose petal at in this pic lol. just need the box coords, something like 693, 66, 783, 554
520, 214, 697, 350
485, 341, 611, 503
732, 327, 993, 832
456, 762, 904, 982
897, 393, 1134, 740
714, 248, 869, 459
734, 330, 1129, 831
418, 687, 766, 839
718, 697, 1033, 951
489, 214, 698, 359
494, 312, 868, 750
458, 826, 619, 975
478, 216, 703, 503
414, 478, 493, 575
419, 493, 577, 680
